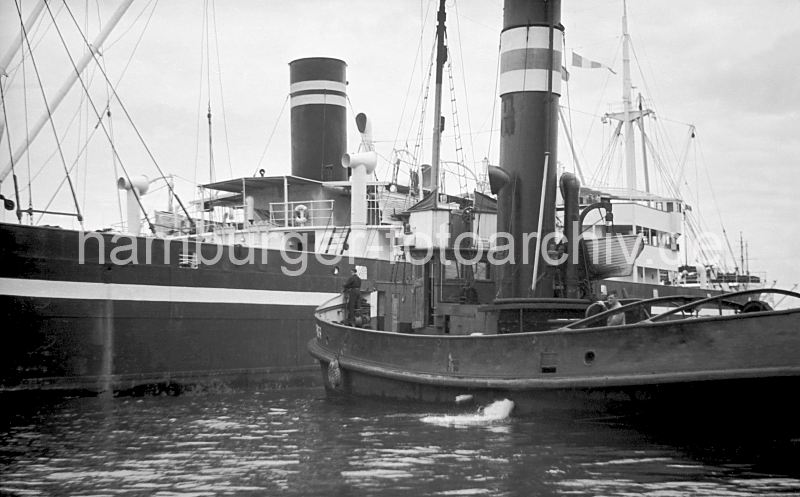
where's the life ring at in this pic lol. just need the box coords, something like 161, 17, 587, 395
327, 359, 342, 389
294, 204, 308, 225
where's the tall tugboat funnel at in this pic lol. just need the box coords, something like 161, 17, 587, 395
496, 0, 563, 298
289, 57, 348, 181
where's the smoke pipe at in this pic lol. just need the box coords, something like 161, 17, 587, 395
289, 58, 348, 182
496, 0, 563, 298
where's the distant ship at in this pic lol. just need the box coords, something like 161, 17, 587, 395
555, 1, 763, 294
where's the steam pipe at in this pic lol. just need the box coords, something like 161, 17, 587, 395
560, 172, 581, 298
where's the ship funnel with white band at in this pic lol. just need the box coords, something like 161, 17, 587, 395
289, 57, 348, 182
496, 0, 563, 298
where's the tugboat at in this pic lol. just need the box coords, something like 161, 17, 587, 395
308, 0, 800, 417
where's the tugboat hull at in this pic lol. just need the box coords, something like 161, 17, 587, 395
309, 302, 800, 417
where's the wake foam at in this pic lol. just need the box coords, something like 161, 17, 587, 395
420, 399, 514, 427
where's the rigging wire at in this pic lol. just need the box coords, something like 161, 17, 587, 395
573, 36, 621, 186
102, 0, 159, 53
16, 0, 156, 200
210, 0, 233, 178
0, 80, 23, 223
23, 0, 158, 227
451, 0, 475, 173
59, 0, 194, 232
486, 32, 500, 160
78, 0, 90, 216
95, 0, 124, 227
2, 2, 65, 90
253, 94, 288, 176
391, 0, 434, 157
410, 37, 437, 174
193, 1, 208, 189
13, 0, 85, 228
205, 0, 214, 184
697, 136, 739, 271
20, 16, 34, 223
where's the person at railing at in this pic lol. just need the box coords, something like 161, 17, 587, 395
343, 268, 362, 326
605, 291, 626, 326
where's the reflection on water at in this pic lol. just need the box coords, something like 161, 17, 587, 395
1, 389, 799, 496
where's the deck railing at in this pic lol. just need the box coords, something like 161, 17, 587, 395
269, 200, 334, 228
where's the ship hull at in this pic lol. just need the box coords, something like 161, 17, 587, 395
308, 303, 800, 418
0, 222, 388, 394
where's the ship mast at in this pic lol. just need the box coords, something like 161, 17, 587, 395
603, 0, 653, 193
430, 0, 447, 195
621, 0, 636, 191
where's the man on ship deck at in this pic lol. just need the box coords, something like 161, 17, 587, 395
605, 291, 626, 326
343, 268, 362, 326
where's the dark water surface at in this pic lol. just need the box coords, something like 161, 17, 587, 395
2, 388, 799, 496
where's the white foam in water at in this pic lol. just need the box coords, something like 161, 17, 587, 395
421, 399, 514, 427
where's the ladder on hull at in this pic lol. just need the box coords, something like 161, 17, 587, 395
325, 226, 351, 255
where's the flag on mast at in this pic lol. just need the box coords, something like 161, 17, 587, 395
571, 51, 616, 74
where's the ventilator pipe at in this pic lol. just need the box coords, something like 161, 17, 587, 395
487, 165, 510, 195
342, 151, 377, 227
246, 195, 255, 224
117, 175, 150, 235
355, 113, 374, 152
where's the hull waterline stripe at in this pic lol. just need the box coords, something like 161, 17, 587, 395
0, 277, 338, 305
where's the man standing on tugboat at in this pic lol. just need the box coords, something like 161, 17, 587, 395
605, 291, 625, 326
343, 267, 362, 325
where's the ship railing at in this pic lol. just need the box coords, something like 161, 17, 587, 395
269, 200, 334, 228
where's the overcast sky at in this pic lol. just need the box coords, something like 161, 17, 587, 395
1, 0, 798, 290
